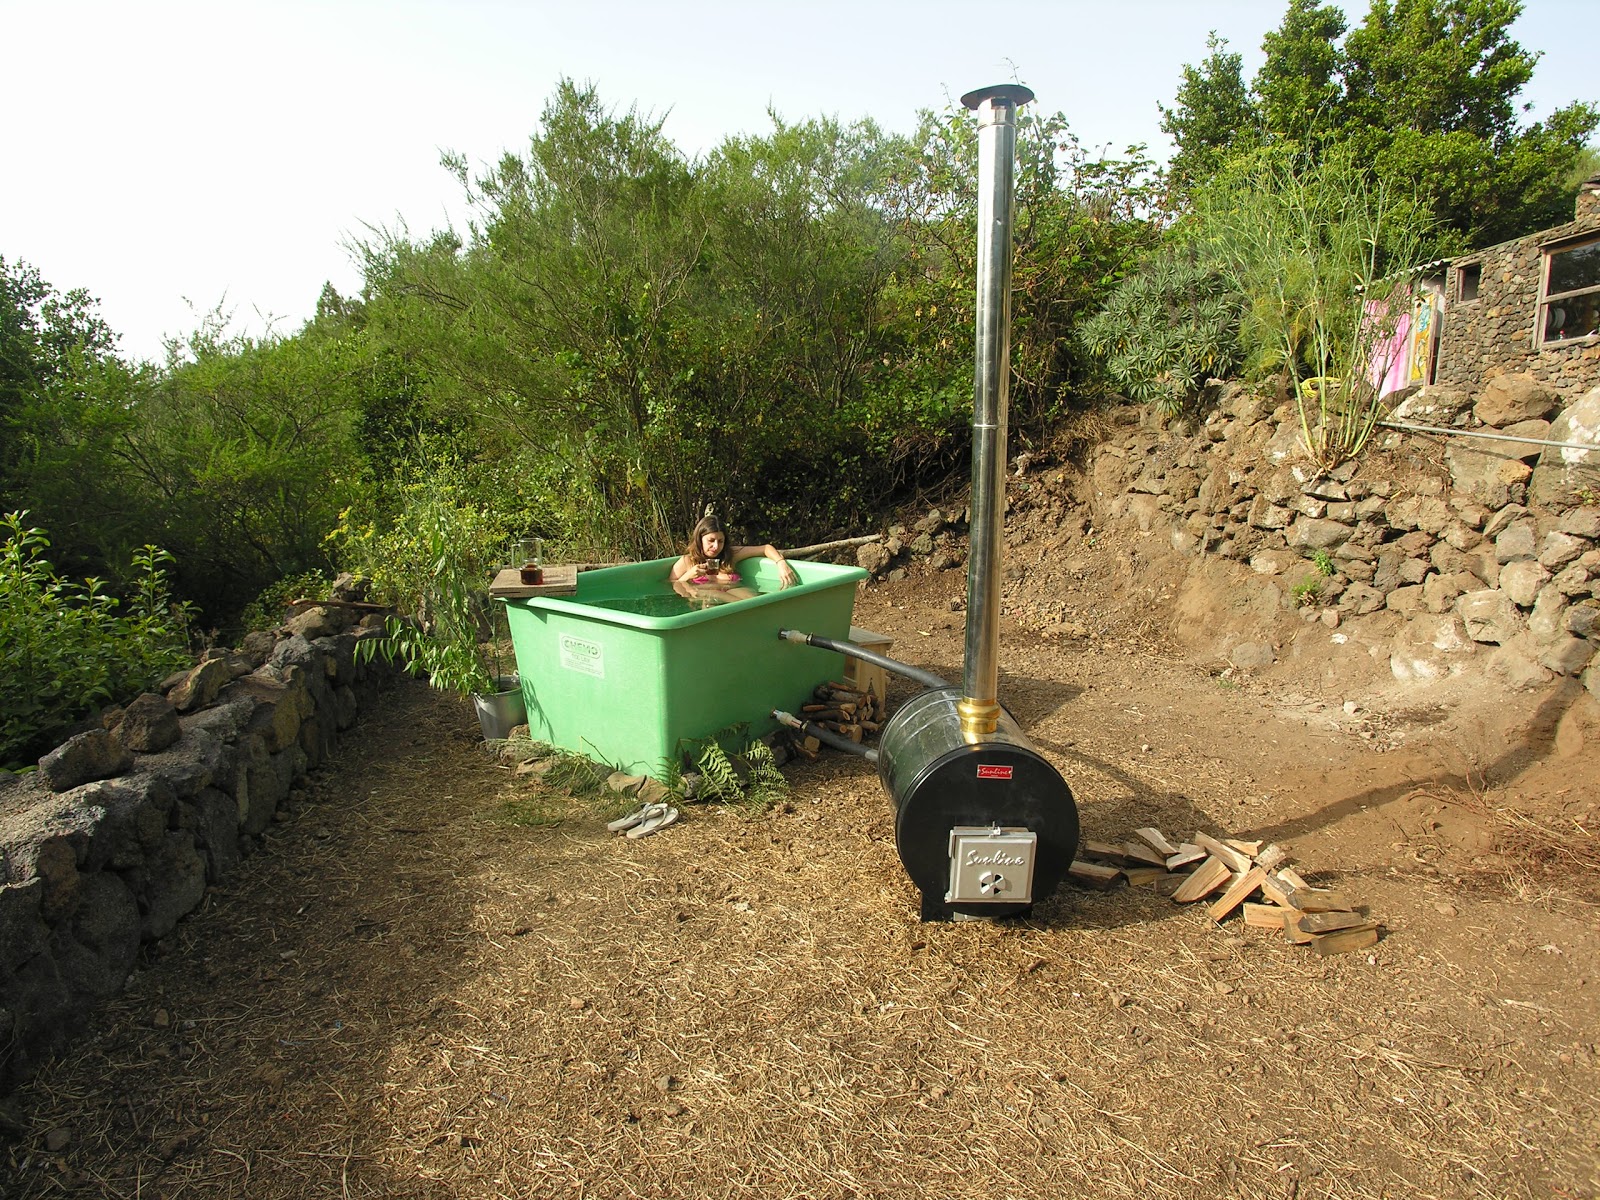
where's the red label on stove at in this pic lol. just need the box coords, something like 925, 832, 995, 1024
976, 764, 1013, 780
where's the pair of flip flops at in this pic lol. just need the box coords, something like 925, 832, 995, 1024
606, 802, 681, 839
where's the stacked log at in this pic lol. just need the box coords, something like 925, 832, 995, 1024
785, 682, 888, 758
801, 680, 886, 742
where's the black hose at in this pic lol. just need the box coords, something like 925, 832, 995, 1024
777, 629, 950, 692
771, 709, 880, 764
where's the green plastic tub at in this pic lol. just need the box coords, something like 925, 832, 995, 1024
501, 557, 869, 779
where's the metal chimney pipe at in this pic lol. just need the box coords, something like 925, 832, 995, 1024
958, 84, 1032, 741
786, 82, 1077, 921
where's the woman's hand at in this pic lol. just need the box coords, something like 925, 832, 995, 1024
777, 560, 798, 589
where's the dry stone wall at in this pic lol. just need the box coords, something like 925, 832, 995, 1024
0, 607, 391, 1094
1084, 376, 1600, 693
851, 374, 1600, 699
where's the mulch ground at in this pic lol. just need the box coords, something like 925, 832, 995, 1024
3, 596, 1598, 1198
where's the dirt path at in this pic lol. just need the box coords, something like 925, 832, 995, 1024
2, 578, 1597, 1199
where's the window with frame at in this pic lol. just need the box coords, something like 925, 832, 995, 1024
1457, 261, 1481, 302
1539, 237, 1600, 347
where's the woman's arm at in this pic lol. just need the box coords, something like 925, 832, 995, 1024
730, 543, 798, 588
668, 554, 694, 583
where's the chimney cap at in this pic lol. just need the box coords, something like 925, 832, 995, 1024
960, 84, 1035, 111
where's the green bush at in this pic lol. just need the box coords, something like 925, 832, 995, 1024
334, 461, 514, 697
236, 570, 331, 637
1190, 147, 1435, 466
1079, 247, 1242, 414
0, 512, 193, 768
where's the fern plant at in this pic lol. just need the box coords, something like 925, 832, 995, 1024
678, 725, 791, 810
694, 739, 745, 803
738, 738, 789, 809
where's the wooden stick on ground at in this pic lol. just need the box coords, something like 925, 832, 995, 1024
287, 597, 391, 611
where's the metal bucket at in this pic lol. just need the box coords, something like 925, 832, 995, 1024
473, 675, 527, 741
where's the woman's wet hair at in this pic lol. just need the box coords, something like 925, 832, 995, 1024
684, 514, 733, 569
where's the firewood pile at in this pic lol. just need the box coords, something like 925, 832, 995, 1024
787, 681, 885, 758
1069, 827, 1384, 956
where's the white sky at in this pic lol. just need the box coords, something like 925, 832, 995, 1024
5, 0, 1597, 364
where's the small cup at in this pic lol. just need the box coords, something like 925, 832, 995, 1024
518, 537, 544, 585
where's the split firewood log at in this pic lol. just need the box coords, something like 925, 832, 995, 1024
819, 686, 867, 705
805, 708, 849, 723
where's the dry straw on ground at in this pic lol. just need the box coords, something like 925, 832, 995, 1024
2, 665, 1596, 1199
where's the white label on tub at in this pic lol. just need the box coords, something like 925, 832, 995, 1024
558, 634, 605, 678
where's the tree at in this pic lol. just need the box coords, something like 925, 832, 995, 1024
689, 114, 912, 535
1339, 0, 1594, 243
1160, 0, 1599, 247
123, 321, 367, 619
890, 100, 1164, 442
0, 257, 120, 511
1254, 0, 1348, 147
359, 83, 941, 552
358, 81, 706, 557
0, 258, 149, 582
1159, 34, 1257, 198
346, 80, 1164, 561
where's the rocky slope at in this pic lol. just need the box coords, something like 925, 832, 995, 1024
858, 374, 1600, 749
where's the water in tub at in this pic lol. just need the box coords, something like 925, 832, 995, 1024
585, 576, 779, 617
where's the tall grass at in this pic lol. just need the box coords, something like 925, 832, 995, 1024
1192, 147, 1435, 468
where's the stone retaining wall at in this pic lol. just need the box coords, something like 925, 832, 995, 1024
0, 612, 389, 1095
857, 374, 1600, 696
1077, 376, 1600, 692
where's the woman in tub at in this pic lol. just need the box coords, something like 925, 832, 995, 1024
668, 514, 798, 604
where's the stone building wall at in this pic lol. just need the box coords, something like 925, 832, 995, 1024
1436, 196, 1600, 394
